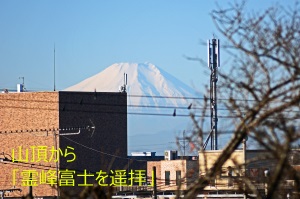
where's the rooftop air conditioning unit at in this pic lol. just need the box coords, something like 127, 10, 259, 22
17, 84, 24, 92
164, 150, 177, 160
164, 150, 169, 160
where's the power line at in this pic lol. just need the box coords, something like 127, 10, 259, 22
0, 97, 198, 110
0, 92, 279, 102
60, 135, 147, 162
0, 160, 121, 176
1, 103, 298, 119
0, 95, 299, 114
128, 94, 202, 100
127, 112, 235, 118
0, 110, 299, 136
0, 149, 149, 174
1, 90, 299, 107
0, 126, 94, 135
0, 104, 239, 119
128, 94, 298, 103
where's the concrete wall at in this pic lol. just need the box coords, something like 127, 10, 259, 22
198, 149, 280, 191
199, 150, 245, 190
58, 91, 127, 194
199, 150, 245, 175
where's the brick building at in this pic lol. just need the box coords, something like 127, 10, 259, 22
198, 148, 281, 194
147, 159, 199, 191
145, 148, 282, 195
0, 91, 127, 197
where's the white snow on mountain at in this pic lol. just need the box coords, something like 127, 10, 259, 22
65, 62, 202, 155
65, 62, 198, 113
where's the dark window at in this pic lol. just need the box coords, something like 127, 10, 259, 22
227, 166, 233, 186
176, 170, 181, 185
210, 179, 216, 186
165, 171, 170, 185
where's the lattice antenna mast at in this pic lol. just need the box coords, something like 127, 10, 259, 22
120, 73, 127, 93
207, 38, 220, 150
54, 44, 56, 91
176, 130, 189, 156
19, 76, 25, 91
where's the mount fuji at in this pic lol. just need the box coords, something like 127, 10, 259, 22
66, 62, 197, 109
65, 62, 201, 155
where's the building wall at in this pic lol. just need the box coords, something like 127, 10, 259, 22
58, 91, 127, 194
198, 149, 280, 191
147, 160, 198, 191
199, 150, 245, 175
0, 92, 59, 197
161, 160, 186, 190
199, 150, 245, 190
186, 159, 200, 186
147, 161, 161, 186
0, 91, 128, 197
245, 150, 277, 184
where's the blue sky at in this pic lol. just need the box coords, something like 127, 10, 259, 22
0, 0, 292, 92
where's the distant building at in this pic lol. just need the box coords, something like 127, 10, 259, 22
198, 147, 299, 196
127, 152, 164, 178
0, 91, 127, 197
147, 150, 199, 191
145, 146, 299, 197
199, 149, 275, 192
131, 152, 157, 157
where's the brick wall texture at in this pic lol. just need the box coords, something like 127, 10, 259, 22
147, 160, 198, 191
147, 161, 161, 185
0, 91, 127, 197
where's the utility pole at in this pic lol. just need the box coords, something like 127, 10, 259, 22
29, 173, 33, 198
153, 167, 157, 199
207, 38, 220, 150
53, 130, 60, 198
19, 77, 24, 86
176, 130, 188, 157
19, 77, 25, 91
243, 138, 247, 199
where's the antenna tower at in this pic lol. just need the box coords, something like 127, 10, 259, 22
204, 38, 220, 150
176, 130, 189, 156
120, 73, 127, 93
54, 44, 56, 91
19, 76, 26, 91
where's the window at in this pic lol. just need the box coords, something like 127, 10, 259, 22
210, 178, 216, 187
176, 170, 181, 185
165, 171, 170, 185
227, 166, 233, 187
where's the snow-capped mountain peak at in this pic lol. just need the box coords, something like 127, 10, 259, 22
65, 62, 202, 154
65, 62, 197, 111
